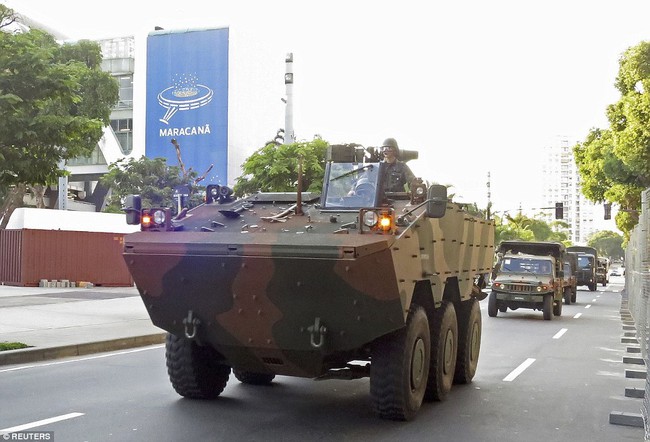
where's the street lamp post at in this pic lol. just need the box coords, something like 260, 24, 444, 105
284, 52, 295, 144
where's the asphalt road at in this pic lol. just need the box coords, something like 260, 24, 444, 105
0, 277, 643, 441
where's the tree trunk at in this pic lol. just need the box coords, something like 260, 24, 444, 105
0, 184, 27, 229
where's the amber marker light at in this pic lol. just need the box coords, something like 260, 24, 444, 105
379, 215, 392, 231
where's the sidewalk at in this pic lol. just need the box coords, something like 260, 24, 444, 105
0, 284, 165, 366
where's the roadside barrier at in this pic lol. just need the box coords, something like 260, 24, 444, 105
625, 188, 650, 439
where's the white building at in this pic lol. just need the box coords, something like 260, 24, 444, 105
541, 137, 614, 245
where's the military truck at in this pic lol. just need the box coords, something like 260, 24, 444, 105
567, 246, 597, 291
122, 143, 495, 421
564, 252, 578, 303
489, 241, 567, 320
596, 257, 609, 287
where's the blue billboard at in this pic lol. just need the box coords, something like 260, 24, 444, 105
145, 28, 229, 185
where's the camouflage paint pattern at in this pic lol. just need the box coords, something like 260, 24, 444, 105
124, 193, 494, 377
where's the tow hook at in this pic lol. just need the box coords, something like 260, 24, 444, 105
183, 310, 200, 339
307, 317, 327, 349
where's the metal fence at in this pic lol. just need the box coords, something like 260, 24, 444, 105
626, 188, 650, 439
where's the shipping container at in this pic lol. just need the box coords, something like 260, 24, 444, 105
0, 229, 133, 287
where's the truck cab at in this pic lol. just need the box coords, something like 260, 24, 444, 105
567, 246, 598, 291
596, 257, 609, 287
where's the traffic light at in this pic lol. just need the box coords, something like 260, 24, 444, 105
604, 203, 612, 220
555, 202, 563, 219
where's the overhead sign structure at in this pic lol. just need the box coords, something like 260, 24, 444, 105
145, 28, 229, 185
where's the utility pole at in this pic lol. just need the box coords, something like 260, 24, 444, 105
57, 160, 68, 210
486, 171, 491, 219
284, 52, 295, 144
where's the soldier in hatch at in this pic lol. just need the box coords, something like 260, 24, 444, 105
380, 138, 415, 192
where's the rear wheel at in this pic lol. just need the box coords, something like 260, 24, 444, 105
424, 301, 458, 401
370, 305, 430, 421
563, 287, 572, 305
165, 333, 231, 399
488, 292, 498, 317
553, 295, 563, 316
589, 283, 597, 291
233, 370, 275, 385
571, 290, 577, 303
543, 294, 553, 320
454, 299, 481, 384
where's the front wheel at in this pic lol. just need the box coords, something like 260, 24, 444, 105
488, 291, 498, 317
233, 370, 275, 385
425, 301, 458, 402
165, 333, 231, 399
454, 299, 481, 385
543, 295, 553, 320
370, 305, 430, 421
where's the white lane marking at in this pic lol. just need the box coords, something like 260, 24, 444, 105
592, 299, 597, 302
553, 328, 568, 339
0, 412, 84, 434
0, 345, 164, 374
503, 358, 536, 382
585, 305, 592, 309
574, 313, 583, 319
597, 295, 601, 298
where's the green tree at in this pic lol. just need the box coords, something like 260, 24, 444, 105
586, 230, 625, 260
494, 213, 535, 244
494, 212, 569, 246
574, 41, 650, 241
0, 6, 118, 227
234, 138, 329, 196
101, 156, 203, 214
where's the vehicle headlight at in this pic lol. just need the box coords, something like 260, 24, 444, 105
363, 211, 378, 227
153, 209, 166, 225
140, 207, 172, 231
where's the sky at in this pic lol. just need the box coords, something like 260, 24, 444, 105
6, 0, 650, 223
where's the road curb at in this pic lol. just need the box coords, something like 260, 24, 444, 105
0, 333, 166, 367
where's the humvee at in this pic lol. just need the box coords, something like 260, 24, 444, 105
489, 241, 567, 320
122, 144, 494, 420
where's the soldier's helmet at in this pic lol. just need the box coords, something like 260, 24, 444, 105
381, 138, 400, 158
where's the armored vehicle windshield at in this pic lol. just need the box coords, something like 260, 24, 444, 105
322, 162, 381, 209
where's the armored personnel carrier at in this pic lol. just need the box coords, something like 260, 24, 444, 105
122, 143, 495, 420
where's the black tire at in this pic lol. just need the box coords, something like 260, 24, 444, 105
370, 305, 430, 421
165, 333, 231, 399
454, 299, 481, 385
233, 370, 275, 385
424, 301, 458, 402
589, 283, 597, 291
488, 291, 498, 317
571, 290, 577, 303
563, 287, 572, 305
553, 295, 562, 316
543, 294, 553, 321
